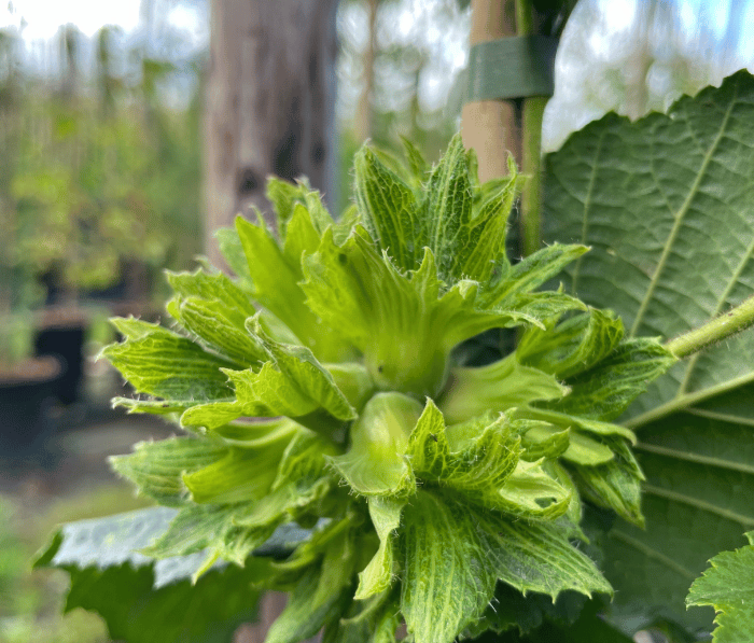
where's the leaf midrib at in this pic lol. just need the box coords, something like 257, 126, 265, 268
625, 370, 754, 429
570, 128, 607, 297
635, 441, 754, 475
608, 529, 696, 580
677, 233, 754, 395
629, 87, 738, 338
643, 484, 754, 529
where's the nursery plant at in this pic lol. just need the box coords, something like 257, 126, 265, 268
35, 70, 754, 642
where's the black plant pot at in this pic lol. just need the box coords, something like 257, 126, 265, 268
0, 356, 65, 460
35, 319, 86, 405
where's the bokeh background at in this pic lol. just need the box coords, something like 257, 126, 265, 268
0, 0, 753, 640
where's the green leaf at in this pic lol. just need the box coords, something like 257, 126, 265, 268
303, 229, 451, 397
544, 70, 754, 631
517, 308, 625, 380
166, 269, 265, 366
400, 490, 611, 643
558, 431, 615, 466
251, 324, 358, 422
182, 441, 288, 504
56, 562, 264, 643
520, 424, 571, 461
494, 458, 572, 519
32, 508, 313, 643
179, 369, 279, 429
111, 396, 188, 416
102, 320, 236, 402
482, 243, 589, 307
179, 419, 300, 504
266, 176, 335, 266
35, 507, 185, 581
265, 526, 357, 643
401, 136, 429, 184
34, 507, 311, 580
602, 410, 754, 630
215, 227, 253, 289
141, 503, 242, 560
181, 331, 356, 430
266, 176, 332, 240
328, 392, 422, 497
408, 401, 522, 501
324, 362, 376, 410
687, 531, 754, 643
439, 354, 568, 425
323, 589, 401, 643
303, 222, 576, 398
110, 437, 228, 506
550, 338, 677, 422
456, 165, 520, 283
400, 491, 498, 643
284, 202, 322, 263
355, 497, 404, 600
235, 214, 310, 329
567, 438, 645, 527
354, 132, 518, 284
265, 176, 301, 237
109, 317, 163, 340
465, 591, 632, 643
167, 269, 256, 320
422, 134, 475, 282
117, 424, 325, 567
503, 290, 587, 325
235, 215, 348, 362
478, 505, 612, 599
545, 70, 754, 426
523, 407, 637, 444
229, 432, 336, 555
354, 145, 421, 272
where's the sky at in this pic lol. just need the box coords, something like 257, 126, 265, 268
3, 0, 753, 150
1, 0, 142, 38
0, 0, 206, 44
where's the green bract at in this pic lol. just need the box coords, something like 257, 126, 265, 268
102, 135, 675, 643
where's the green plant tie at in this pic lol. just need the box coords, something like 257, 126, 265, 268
466, 35, 559, 102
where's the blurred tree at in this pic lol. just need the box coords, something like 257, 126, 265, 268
203, 0, 339, 265
0, 27, 21, 316
0, 19, 204, 316
95, 26, 121, 117
59, 24, 81, 101
335, 0, 470, 216
202, 1, 339, 638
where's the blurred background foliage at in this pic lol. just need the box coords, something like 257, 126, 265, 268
2, 0, 754, 315
0, 17, 203, 320
1, 0, 754, 639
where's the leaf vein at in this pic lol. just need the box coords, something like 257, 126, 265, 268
570, 129, 607, 296
677, 232, 754, 394
642, 483, 754, 528
635, 441, 754, 475
629, 88, 739, 337
608, 529, 696, 580
625, 370, 754, 429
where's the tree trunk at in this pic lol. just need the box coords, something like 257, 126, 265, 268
460, 0, 519, 182
203, 0, 339, 265
204, 1, 338, 639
